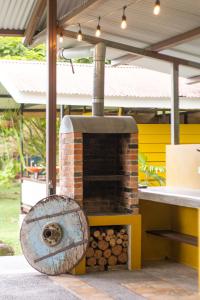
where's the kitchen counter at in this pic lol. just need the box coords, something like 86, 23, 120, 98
21, 177, 60, 210
139, 186, 200, 208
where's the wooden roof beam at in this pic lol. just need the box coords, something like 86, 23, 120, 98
186, 75, 200, 85
23, 0, 46, 46
62, 29, 200, 69
0, 29, 24, 36
30, 0, 100, 46
113, 26, 200, 66
58, 0, 100, 28
31, 29, 47, 47
149, 26, 200, 51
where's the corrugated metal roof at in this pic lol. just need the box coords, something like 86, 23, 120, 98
38, 0, 87, 33
0, 0, 35, 30
0, 0, 89, 31
0, 60, 200, 100
61, 0, 200, 76
65, 0, 200, 46
1, 0, 200, 78
0, 82, 9, 96
0, 98, 19, 109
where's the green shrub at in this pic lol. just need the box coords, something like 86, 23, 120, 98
139, 153, 166, 187
0, 157, 20, 187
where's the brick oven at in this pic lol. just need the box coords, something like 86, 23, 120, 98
59, 42, 141, 273
60, 116, 138, 215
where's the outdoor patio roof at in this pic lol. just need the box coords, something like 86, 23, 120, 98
1, 1, 200, 79
58, 0, 200, 78
1, 0, 200, 189
0, 60, 200, 110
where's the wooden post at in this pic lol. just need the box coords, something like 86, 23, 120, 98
171, 62, 179, 144
20, 104, 24, 214
46, 0, 57, 196
19, 104, 24, 178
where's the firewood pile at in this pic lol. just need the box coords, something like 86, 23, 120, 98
86, 226, 128, 272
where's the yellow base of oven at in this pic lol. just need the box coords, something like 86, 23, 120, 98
71, 214, 141, 275
140, 200, 198, 269
140, 200, 200, 289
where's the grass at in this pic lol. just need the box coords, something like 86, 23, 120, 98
0, 182, 21, 255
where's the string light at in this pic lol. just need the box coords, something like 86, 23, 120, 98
77, 23, 83, 41
71, 1, 159, 43
153, 0, 160, 15
59, 32, 63, 43
121, 6, 127, 29
95, 16, 101, 37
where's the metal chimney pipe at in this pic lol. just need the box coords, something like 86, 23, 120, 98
92, 42, 106, 116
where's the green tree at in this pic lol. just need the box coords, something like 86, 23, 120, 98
0, 37, 46, 61
0, 37, 111, 64
0, 110, 23, 186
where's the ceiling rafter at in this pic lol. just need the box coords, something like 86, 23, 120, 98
31, 29, 46, 47
113, 26, 200, 66
186, 75, 200, 85
62, 29, 200, 69
58, 0, 100, 28
30, 0, 101, 46
0, 29, 24, 36
23, 0, 46, 46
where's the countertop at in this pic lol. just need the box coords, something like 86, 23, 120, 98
139, 186, 200, 208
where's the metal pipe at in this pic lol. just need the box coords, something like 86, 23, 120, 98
59, 46, 93, 59
92, 42, 106, 116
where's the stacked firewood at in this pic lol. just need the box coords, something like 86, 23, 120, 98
86, 227, 128, 271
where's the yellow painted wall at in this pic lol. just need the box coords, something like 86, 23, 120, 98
140, 201, 198, 269
138, 124, 200, 184
171, 206, 198, 269
139, 124, 200, 269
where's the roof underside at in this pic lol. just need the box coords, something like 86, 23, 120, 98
1, 1, 200, 77
0, 0, 81, 31
1, 60, 200, 97
0, 60, 200, 110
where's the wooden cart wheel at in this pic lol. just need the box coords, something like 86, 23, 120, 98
20, 195, 89, 275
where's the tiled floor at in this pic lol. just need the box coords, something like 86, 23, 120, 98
0, 256, 199, 300
52, 261, 199, 300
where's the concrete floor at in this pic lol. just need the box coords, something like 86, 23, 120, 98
0, 256, 199, 300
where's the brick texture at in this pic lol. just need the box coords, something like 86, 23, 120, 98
60, 132, 138, 214
60, 132, 83, 207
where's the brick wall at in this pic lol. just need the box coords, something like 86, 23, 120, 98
120, 133, 138, 212
60, 132, 138, 214
60, 132, 83, 207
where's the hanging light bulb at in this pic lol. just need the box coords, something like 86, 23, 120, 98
77, 23, 83, 41
153, 0, 160, 15
59, 32, 63, 43
121, 6, 127, 29
95, 17, 101, 37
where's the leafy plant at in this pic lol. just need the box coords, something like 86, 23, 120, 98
0, 37, 45, 61
0, 110, 25, 166
23, 117, 60, 166
0, 110, 24, 186
0, 108, 61, 184
73, 57, 111, 64
0, 157, 20, 187
23, 118, 46, 164
138, 153, 166, 186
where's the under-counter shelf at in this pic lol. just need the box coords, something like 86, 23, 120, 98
146, 229, 197, 246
